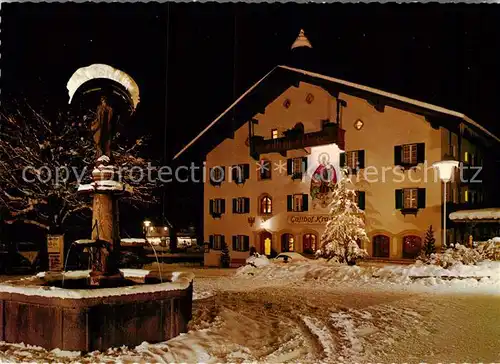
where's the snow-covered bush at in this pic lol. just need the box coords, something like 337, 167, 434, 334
318, 168, 369, 265
476, 239, 500, 261
419, 243, 483, 269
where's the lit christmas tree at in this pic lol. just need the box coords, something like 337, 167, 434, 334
318, 168, 369, 264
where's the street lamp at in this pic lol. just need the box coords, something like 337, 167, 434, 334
143, 220, 152, 238
432, 156, 459, 250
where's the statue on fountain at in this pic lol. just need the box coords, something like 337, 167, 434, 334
91, 95, 114, 158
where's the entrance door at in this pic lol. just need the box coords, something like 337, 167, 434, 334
373, 235, 390, 258
402, 235, 422, 259
259, 231, 272, 256
303, 233, 318, 253
281, 233, 295, 252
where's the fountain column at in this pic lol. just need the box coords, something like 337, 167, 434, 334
67, 64, 140, 286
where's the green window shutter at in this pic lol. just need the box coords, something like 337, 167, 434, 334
244, 164, 250, 179
287, 159, 293, 175
339, 152, 346, 168
302, 194, 309, 211
395, 189, 403, 209
244, 197, 250, 213
232, 236, 237, 250
232, 198, 237, 213
417, 143, 425, 164
358, 150, 365, 169
358, 191, 366, 210
209, 200, 214, 215
209, 235, 214, 249
394, 146, 402, 166
418, 188, 426, 208
221, 199, 226, 214
244, 236, 250, 251
302, 157, 308, 173
287, 195, 293, 211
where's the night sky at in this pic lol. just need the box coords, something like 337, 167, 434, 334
2, 3, 500, 231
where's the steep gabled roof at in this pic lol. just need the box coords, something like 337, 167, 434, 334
174, 65, 500, 160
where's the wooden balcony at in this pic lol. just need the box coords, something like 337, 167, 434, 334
250, 123, 345, 160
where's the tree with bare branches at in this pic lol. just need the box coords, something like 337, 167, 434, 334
0, 102, 159, 235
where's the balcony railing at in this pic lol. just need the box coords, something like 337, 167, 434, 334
250, 123, 345, 159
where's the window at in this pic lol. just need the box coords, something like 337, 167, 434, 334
402, 235, 422, 259
293, 158, 302, 174
403, 188, 418, 209
395, 188, 425, 212
259, 159, 272, 180
209, 166, 225, 186
232, 235, 250, 252
287, 194, 309, 212
209, 234, 224, 250
209, 198, 225, 218
271, 129, 279, 139
281, 234, 295, 252
260, 195, 272, 215
303, 233, 317, 253
230, 164, 250, 184
232, 197, 250, 214
394, 143, 425, 167
403, 144, 417, 165
293, 194, 303, 212
346, 151, 358, 170
373, 235, 390, 258
287, 157, 308, 179
341, 151, 365, 172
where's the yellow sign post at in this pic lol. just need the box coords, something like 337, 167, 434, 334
47, 235, 64, 272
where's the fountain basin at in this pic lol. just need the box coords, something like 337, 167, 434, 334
0, 269, 193, 352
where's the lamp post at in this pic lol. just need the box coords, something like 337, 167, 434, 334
143, 220, 151, 239
432, 157, 459, 250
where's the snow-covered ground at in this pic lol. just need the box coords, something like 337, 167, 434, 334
1, 260, 500, 362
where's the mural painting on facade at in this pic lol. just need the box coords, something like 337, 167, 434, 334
310, 152, 337, 209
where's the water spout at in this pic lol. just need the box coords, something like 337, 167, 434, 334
145, 238, 163, 283
61, 242, 76, 288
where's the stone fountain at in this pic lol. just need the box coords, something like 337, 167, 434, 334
0, 64, 193, 352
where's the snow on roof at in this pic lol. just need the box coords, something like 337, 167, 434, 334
173, 65, 500, 160
121, 238, 147, 243
67, 64, 140, 110
74, 239, 96, 245
449, 208, 500, 221
77, 184, 94, 193
96, 155, 111, 163
94, 180, 124, 192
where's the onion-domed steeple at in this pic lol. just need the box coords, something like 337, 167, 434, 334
288, 29, 317, 72
291, 29, 312, 50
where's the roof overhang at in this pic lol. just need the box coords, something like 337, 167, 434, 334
173, 65, 500, 160
450, 208, 500, 223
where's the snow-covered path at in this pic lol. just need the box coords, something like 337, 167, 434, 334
0, 266, 499, 363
